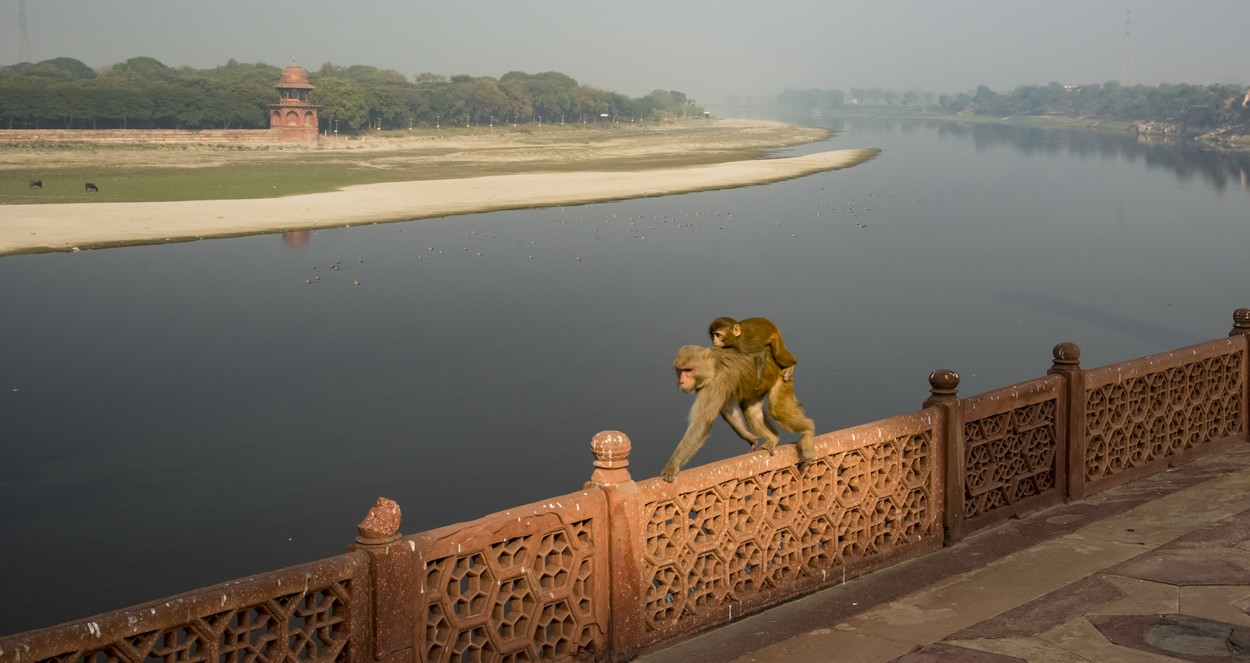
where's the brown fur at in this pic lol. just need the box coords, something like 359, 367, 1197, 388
663, 345, 816, 482
709, 316, 798, 385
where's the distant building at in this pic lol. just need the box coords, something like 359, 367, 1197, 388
269, 62, 319, 142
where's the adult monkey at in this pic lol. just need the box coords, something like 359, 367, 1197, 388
709, 316, 797, 383
663, 345, 816, 482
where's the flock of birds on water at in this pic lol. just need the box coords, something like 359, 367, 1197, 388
297, 191, 902, 287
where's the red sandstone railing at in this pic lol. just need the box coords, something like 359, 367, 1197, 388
3, 309, 1248, 663
0, 553, 373, 663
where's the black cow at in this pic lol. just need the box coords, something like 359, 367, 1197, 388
85, 182, 99, 192
29, 179, 42, 189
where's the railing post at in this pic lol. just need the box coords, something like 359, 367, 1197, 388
585, 431, 645, 663
1231, 308, 1250, 338
346, 497, 417, 663
1231, 309, 1250, 441
923, 369, 962, 545
1048, 342, 1086, 501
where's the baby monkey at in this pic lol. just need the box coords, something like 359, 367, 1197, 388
708, 316, 797, 384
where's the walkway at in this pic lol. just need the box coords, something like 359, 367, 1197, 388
635, 444, 1250, 662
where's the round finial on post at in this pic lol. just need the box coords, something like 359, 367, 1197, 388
355, 497, 402, 545
1052, 342, 1082, 367
588, 430, 632, 486
929, 369, 960, 393
1231, 309, 1250, 337
924, 369, 960, 407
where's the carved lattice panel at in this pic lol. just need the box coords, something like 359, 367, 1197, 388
1085, 349, 1244, 482
962, 399, 1058, 520
46, 581, 353, 663
641, 430, 934, 634
422, 519, 597, 663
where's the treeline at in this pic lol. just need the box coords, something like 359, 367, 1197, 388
770, 82, 1250, 124
0, 57, 703, 131
939, 82, 1248, 123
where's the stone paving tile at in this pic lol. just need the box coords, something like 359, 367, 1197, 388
1037, 617, 1187, 663
841, 537, 1141, 646
948, 576, 1124, 640
726, 628, 914, 663
891, 642, 1025, 662
1162, 509, 1250, 549
1179, 585, 1250, 628
1095, 576, 1180, 616
1088, 613, 1250, 662
946, 636, 1095, 663
1107, 548, 1250, 585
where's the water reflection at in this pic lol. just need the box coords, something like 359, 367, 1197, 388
282, 230, 312, 250
936, 121, 1250, 194
797, 114, 1250, 195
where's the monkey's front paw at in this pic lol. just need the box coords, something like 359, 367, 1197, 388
748, 439, 762, 450
762, 442, 777, 456
782, 367, 795, 382
661, 464, 680, 482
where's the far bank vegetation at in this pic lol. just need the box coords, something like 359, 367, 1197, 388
755, 81, 1250, 143
0, 57, 706, 132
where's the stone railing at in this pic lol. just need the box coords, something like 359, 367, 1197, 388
3, 309, 1247, 663
0, 553, 373, 663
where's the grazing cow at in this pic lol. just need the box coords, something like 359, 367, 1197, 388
29, 179, 42, 189
85, 182, 99, 192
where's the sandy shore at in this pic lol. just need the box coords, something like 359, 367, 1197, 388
0, 145, 876, 256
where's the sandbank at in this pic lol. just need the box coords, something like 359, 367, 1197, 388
0, 148, 877, 256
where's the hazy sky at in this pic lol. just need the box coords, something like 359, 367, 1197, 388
7, 1, 1249, 102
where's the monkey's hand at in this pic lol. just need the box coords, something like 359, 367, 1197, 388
782, 366, 795, 382
747, 438, 763, 451
661, 462, 680, 483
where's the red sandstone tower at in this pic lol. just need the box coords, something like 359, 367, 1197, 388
270, 62, 319, 142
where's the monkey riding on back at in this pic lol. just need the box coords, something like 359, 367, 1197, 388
661, 317, 816, 482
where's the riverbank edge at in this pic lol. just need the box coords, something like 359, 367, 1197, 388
0, 147, 880, 257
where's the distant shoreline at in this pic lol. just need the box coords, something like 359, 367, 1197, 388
0, 148, 878, 256
0, 119, 879, 256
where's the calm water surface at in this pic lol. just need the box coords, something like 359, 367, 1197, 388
3, 118, 1249, 633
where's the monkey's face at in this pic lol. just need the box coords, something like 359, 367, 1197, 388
676, 365, 699, 393
710, 323, 743, 348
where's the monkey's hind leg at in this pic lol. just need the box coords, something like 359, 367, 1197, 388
768, 379, 817, 469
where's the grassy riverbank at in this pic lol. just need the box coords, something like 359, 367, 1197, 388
0, 119, 828, 204
0, 119, 878, 256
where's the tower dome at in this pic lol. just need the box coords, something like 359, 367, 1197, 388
276, 62, 314, 90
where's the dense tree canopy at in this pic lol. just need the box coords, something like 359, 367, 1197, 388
0, 57, 704, 131
934, 81, 1247, 123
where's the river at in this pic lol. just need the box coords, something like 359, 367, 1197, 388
2, 117, 1248, 634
